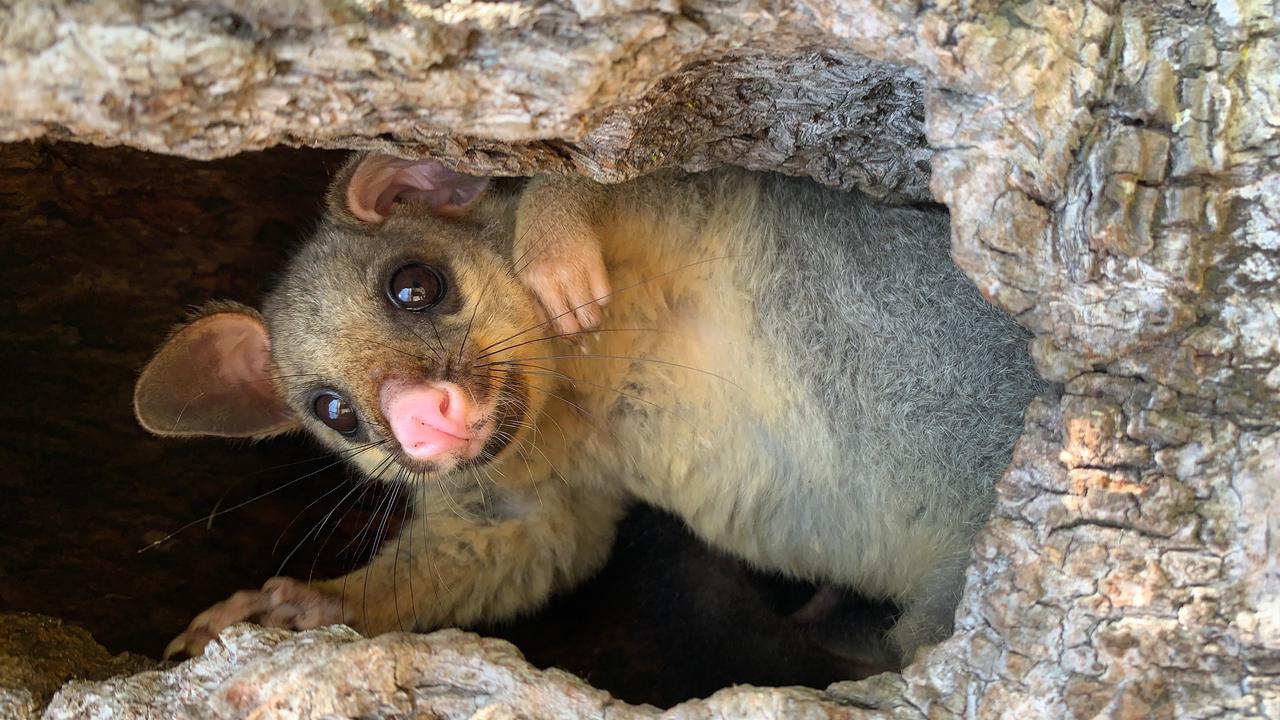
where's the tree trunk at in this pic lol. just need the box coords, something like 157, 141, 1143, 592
1, 0, 1276, 717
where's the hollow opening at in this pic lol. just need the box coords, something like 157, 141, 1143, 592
0, 139, 1039, 709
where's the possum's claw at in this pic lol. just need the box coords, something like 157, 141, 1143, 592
520, 232, 611, 338
163, 577, 343, 659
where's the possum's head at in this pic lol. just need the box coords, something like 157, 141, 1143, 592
134, 152, 552, 482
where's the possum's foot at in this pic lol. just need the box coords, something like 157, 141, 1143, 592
519, 227, 611, 338
789, 584, 843, 624
788, 585, 903, 676
163, 577, 343, 659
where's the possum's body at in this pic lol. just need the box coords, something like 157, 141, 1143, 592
519, 171, 1039, 650
136, 157, 1045, 663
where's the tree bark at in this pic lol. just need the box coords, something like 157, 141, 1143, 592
2, 0, 1277, 717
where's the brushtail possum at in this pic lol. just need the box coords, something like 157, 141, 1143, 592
135, 152, 1044, 665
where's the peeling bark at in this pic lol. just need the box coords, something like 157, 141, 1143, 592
0, 1, 931, 203
2, 0, 1277, 717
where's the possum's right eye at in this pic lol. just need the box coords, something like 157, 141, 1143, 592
387, 263, 446, 312
313, 392, 358, 436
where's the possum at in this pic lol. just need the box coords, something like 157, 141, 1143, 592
134, 152, 1046, 665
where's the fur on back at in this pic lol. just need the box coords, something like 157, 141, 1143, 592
547, 170, 1046, 605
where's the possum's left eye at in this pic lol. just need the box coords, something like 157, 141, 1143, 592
387, 263, 446, 311
313, 392, 358, 436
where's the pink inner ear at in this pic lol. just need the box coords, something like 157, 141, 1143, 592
375, 183, 457, 217
135, 310, 297, 438
347, 154, 489, 222
215, 321, 276, 402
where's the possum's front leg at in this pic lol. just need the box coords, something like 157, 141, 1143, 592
165, 481, 623, 658
515, 176, 610, 336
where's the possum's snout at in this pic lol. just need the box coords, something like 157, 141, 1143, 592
380, 379, 489, 465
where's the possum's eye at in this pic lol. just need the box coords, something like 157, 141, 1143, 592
313, 392, 358, 436
387, 263, 446, 312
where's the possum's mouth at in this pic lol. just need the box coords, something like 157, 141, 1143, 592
457, 369, 530, 471
386, 368, 529, 476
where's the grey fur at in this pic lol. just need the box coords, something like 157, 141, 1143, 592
559, 170, 1046, 656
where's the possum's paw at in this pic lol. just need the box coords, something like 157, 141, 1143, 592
163, 577, 343, 659
519, 229, 611, 338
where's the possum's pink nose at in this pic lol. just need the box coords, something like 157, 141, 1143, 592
380, 381, 473, 460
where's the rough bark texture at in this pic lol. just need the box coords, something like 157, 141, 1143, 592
2, 0, 1278, 718
0, 614, 151, 719
42, 624, 915, 720
0, 0, 932, 204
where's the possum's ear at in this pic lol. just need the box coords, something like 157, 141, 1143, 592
134, 305, 297, 439
330, 152, 490, 223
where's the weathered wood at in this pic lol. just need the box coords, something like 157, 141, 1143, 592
0, 1, 931, 203
0, 614, 149, 718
